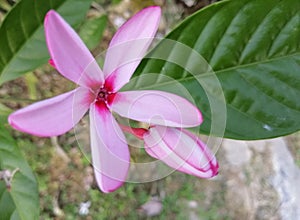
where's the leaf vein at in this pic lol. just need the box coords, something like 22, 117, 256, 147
19, 17, 28, 41
208, 2, 250, 65
5, 30, 15, 55
129, 53, 299, 91
267, 12, 299, 57
238, 3, 280, 64
238, 72, 300, 112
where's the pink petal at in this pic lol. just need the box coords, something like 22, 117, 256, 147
45, 10, 104, 88
103, 6, 161, 91
144, 126, 218, 178
89, 103, 130, 193
8, 87, 93, 137
110, 90, 202, 128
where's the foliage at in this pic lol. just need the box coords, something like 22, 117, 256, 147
0, 0, 93, 84
0, 112, 39, 220
126, 0, 300, 140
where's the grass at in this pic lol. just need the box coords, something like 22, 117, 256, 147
16, 132, 228, 219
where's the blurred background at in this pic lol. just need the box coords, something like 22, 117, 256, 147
0, 0, 299, 219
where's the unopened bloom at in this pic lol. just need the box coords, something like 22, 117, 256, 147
122, 125, 218, 178
8, 7, 217, 192
144, 126, 218, 178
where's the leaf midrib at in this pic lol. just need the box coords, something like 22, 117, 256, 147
132, 52, 299, 90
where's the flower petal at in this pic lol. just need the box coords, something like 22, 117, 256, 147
8, 87, 93, 137
110, 90, 202, 127
45, 10, 104, 88
89, 103, 130, 193
144, 126, 218, 178
103, 6, 161, 91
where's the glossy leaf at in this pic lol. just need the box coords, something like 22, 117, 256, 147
0, 0, 93, 84
124, 0, 300, 140
79, 15, 107, 50
0, 114, 39, 219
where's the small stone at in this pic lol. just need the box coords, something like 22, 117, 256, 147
139, 196, 162, 217
79, 201, 91, 216
188, 200, 198, 209
223, 139, 252, 166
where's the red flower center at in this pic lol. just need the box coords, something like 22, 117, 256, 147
96, 86, 115, 105
97, 87, 108, 101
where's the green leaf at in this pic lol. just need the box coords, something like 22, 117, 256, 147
124, 0, 300, 140
0, 114, 39, 220
0, 0, 93, 85
79, 15, 107, 50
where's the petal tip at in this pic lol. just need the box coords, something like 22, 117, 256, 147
7, 113, 30, 136
144, 5, 161, 12
46, 10, 58, 18
95, 173, 125, 193
7, 113, 25, 134
7, 113, 14, 127
210, 161, 219, 177
196, 108, 203, 125
101, 183, 124, 193
142, 5, 161, 22
44, 10, 57, 24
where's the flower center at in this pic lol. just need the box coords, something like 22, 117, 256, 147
96, 87, 109, 102
95, 86, 115, 106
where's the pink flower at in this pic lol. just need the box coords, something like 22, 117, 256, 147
144, 126, 219, 178
8, 7, 217, 193
121, 125, 219, 179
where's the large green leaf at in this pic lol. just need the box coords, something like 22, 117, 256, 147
0, 0, 93, 85
0, 113, 39, 219
124, 0, 300, 140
